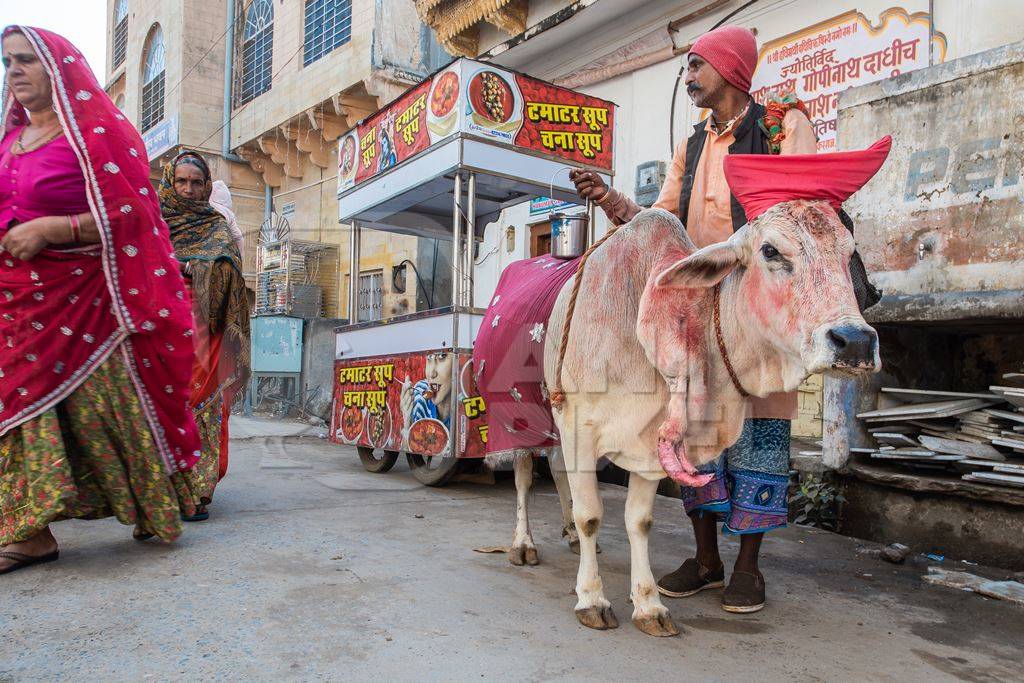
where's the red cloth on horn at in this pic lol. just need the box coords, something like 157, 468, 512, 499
689, 25, 758, 94
723, 136, 892, 221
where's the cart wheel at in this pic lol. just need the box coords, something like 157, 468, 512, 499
358, 447, 399, 473
407, 452, 461, 486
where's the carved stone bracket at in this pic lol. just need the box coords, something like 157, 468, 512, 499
362, 74, 409, 110
238, 144, 284, 187
334, 93, 378, 128
306, 109, 349, 144
258, 134, 304, 179
288, 120, 335, 169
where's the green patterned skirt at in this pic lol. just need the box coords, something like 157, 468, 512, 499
171, 395, 224, 510
0, 349, 200, 545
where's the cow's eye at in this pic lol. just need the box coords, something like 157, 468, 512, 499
761, 244, 780, 260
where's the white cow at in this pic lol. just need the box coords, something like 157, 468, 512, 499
526, 204, 879, 636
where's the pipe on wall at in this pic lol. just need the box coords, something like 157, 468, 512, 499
222, 1, 243, 162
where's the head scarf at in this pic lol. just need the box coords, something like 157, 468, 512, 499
689, 25, 758, 94
0, 26, 201, 472
724, 136, 892, 221
159, 150, 238, 264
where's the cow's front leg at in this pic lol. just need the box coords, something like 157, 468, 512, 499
625, 472, 679, 636
548, 449, 580, 554
509, 453, 539, 566
568, 466, 617, 629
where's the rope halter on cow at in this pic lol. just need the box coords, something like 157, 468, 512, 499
712, 283, 750, 398
549, 222, 624, 411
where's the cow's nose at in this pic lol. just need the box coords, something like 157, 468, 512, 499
827, 325, 878, 368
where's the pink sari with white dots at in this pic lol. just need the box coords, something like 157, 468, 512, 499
0, 26, 201, 473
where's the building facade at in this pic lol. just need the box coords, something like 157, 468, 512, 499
105, 0, 449, 321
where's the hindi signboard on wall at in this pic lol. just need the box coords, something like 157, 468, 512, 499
338, 58, 616, 193
751, 8, 947, 152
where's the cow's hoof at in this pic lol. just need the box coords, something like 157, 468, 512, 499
632, 611, 680, 637
508, 545, 539, 566
575, 605, 619, 630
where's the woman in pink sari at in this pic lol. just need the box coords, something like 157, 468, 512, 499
0, 26, 201, 575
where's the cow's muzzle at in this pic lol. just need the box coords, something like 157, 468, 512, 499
825, 324, 879, 372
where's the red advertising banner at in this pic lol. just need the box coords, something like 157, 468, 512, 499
338, 58, 616, 192
351, 79, 433, 185
330, 351, 487, 459
512, 74, 614, 170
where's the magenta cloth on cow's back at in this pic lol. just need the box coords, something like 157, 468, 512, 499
474, 255, 581, 460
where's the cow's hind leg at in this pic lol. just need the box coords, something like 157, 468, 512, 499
548, 449, 580, 554
509, 453, 540, 566
626, 472, 679, 637
568, 466, 617, 629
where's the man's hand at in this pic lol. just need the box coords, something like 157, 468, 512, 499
569, 169, 608, 203
0, 217, 53, 261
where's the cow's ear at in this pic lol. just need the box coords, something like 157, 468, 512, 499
654, 239, 742, 289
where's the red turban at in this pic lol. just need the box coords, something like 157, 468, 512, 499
689, 25, 758, 93
723, 136, 893, 221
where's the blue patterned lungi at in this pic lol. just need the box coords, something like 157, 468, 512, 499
681, 418, 791, 535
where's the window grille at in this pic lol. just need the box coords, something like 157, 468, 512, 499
303, 0, 352, 67
358, 271, 383, 322
112, 0, 128, 69
140, 25, 165, 132
237, 0, 273, 105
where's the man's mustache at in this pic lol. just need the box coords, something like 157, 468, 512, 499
687, 84, 701, 95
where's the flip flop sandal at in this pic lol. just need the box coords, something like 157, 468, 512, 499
133, 526, 155, 541
0, 549, 59, 576
181, 510, 210, 522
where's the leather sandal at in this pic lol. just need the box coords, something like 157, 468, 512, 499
0, 549, 60, 576
657, 558, 726, 598
722, 570, 766, 613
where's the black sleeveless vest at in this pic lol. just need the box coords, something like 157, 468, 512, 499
678, 101, 768, 233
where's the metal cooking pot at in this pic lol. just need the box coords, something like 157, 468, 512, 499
550, 210, 588, 259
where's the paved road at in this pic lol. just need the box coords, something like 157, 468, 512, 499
2, 418, 1022, 681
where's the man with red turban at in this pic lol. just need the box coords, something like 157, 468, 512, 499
570, 24, 817, 614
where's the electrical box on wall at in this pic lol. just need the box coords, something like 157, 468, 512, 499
635, 161, 666, 207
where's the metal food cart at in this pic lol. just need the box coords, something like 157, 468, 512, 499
331, 58, 615, 485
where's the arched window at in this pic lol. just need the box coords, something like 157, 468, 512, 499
140, 24, 165, 132
112, 0, 129, 69
238, 0, 273, 104
303, 0, 352, 67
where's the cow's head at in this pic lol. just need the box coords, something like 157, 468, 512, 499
655, 200, 880, 392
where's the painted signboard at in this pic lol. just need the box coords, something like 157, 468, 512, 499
330, 351, 487, 459
338, 58, 616, 192
141, 114, 178, 160
751, 8, 946, 152
529, 196, 580, 216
